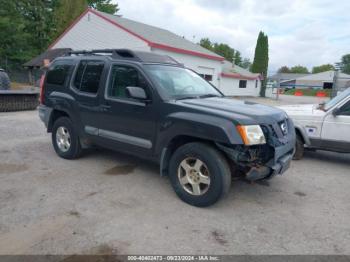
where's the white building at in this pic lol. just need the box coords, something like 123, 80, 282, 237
48, 8, 261, 96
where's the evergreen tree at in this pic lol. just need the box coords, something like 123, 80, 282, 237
251, 31, 269, 97
233, 51, 242, 65
340, 54, 350, 74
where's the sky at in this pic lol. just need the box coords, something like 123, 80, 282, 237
113, 0, 350, 73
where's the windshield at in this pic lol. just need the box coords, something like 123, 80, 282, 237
324, 87, 350, 111
144, 65, 222, 100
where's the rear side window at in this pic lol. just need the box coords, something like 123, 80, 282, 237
73, 61, 104, 94
46, 64, 71, 85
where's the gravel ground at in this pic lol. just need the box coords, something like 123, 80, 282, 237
0, 102, 349, 255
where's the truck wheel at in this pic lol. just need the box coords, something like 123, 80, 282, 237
52, 117, 82, 159
293, 134, 304, 160
168, 142, 231, 207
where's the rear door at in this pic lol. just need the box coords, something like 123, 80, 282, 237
44, 60, 74, 102
70, 59, 107, 136
95, 63, 157, 156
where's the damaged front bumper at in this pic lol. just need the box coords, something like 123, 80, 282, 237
217, 119, 296, 181
245, 147, 294, 181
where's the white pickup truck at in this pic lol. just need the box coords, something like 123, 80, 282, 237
280, 87, 350, 159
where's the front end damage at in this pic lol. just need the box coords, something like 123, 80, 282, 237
217, 118, 296, 181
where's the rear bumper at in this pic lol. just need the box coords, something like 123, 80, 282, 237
38, 104, 52, 128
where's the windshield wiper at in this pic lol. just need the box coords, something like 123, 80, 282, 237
199, 94, 221, 98
175, 96, 198, 100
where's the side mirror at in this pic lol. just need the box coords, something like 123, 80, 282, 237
332, 107, 340, 116
126, 86, 149, 102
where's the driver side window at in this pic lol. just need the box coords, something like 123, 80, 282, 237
107, 65, 149, 99
339, 101, 350, 116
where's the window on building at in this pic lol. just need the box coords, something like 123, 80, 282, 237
46, 64, 71, 86
239, 80, 247, 88
199, 74, 213, 82
107, 65, 148, 99
255, 80, 258, 88
73, 61, 104, 94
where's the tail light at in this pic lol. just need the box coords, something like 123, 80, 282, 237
39, 73, 46, 104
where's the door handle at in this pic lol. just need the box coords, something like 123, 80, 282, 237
100, 104, 111, 112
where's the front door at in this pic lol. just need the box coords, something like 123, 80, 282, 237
321, 99, 350, 152
96, 63, 157, 156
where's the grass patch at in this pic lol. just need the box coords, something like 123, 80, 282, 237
284, 89, 331, 97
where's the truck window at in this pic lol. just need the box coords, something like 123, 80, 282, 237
339, 101, 350, 116
107, 65, 148, 99
73, 61, 104, 94
46, 64, 71, 86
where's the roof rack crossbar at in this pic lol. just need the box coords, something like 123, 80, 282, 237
65, 48, 181, 65
67, 49, 141, 61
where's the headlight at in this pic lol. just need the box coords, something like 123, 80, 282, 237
236, 125, 266, 145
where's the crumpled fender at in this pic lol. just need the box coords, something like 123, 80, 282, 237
155, 112, 244, 154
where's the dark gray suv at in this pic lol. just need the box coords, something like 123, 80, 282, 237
38, 49, 295, 207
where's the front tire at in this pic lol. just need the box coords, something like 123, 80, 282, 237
293, 134, 304, 160
169, 142, 231, 207
52, 117, 82, 159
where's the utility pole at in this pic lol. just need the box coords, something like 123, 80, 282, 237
276, 79, 280, 100
331, 70, 339, 98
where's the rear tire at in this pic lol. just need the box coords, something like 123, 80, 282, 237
168, 142, 231, 207
293, 134, 304, 160
52, 117, 82, 159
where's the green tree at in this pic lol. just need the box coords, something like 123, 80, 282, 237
233, 51, 242, 65
199, 37, 251, 67
340, 54, 350, 74
52, 0, 120, 42
51, 0, 87, 40
251, 31, 269, 97
312, 64, 334, 74
87, 0, 119, 14
277, 66, 291, 73
0, 0, 56, 68
212, 43, 235, 62
199, 38, 213, 51
240, 58, 251, 69
290, 65, 309, 74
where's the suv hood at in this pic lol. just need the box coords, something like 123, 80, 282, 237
173, 97, 287, 125
279, 104, 326, 120
279, 104, 315, 115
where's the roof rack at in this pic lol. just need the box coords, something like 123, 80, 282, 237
68, 49, 141, 61
66, 49, 181, 65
